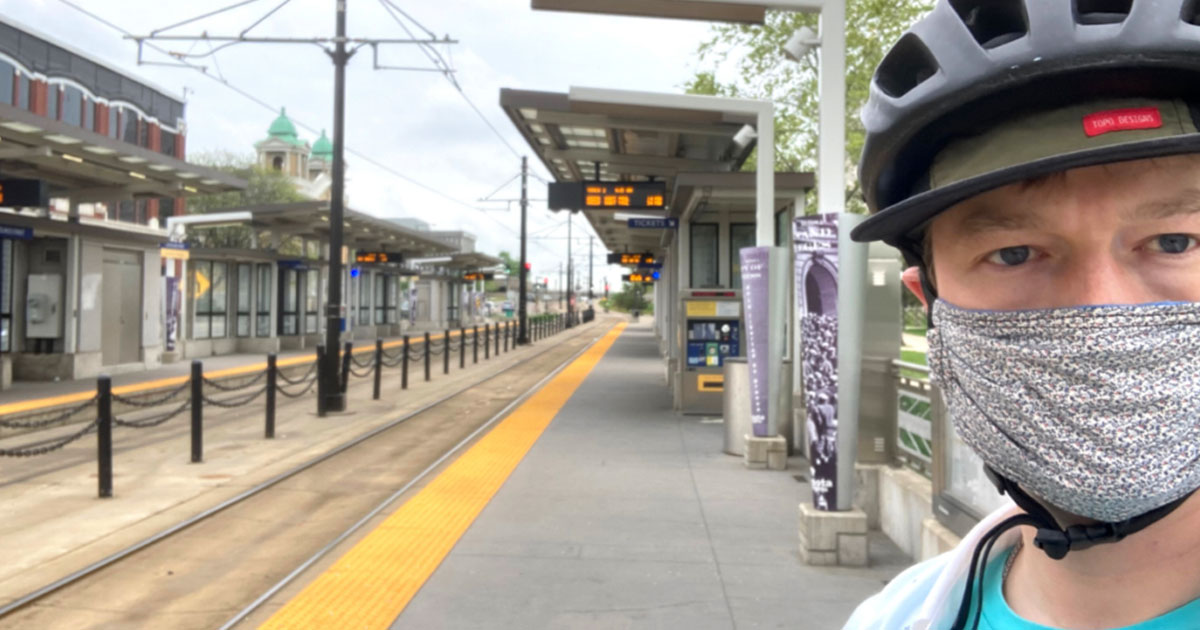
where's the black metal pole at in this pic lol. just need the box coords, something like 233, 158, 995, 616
518, 156, 529, 345
495, 323, 500, 356
504, 321, 509, 353
373, 339, 382, 400
473, 326, 479, 364
567, 213, 573, 328
443, 330, 450, 374
97, 375, 112, 498
459, 327, 466, 368
190, 360, 203, 463
484, 324, 490, 360
266, 354, 277, 438
424, 332, 431, 382
321, 0, 350, 413
402, 335, 410, 390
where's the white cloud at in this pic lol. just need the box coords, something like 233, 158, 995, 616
1, 0, 713, 291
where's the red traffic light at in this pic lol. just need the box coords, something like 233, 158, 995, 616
543, 277, 549, 286
523, 262, 532, 271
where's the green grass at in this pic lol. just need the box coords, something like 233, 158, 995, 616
899, 348, 928, 380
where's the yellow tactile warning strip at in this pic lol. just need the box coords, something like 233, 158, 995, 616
0, 327, 489, 417
258, 322, 626, 630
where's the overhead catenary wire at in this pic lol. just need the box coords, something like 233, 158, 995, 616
54, 0, 561, 257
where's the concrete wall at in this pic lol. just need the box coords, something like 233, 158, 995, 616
855, 464, 959, 562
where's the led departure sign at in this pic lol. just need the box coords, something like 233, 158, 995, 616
355, 251, 404, 264
606, 252, 655, 266
0, 179, 48, 208
548, 181, 667, 211
462, 272, 495, 281
622, 272, 659, 284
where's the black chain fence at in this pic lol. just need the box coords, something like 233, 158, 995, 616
0, 420, 99, 457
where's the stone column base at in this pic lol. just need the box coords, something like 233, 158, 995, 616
744, 434, 787, 470
797, 502, 869, 566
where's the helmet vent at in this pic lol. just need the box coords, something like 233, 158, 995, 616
949, 0, 1029, 49
1074, 0, 1133, 25
874, 33, 939, 99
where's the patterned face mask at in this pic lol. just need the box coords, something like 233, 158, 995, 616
927, 299, 1200, 523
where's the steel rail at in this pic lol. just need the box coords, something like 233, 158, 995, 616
0, 321, 605, 621
219, 326, 608, 629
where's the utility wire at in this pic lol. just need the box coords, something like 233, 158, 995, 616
376, 0, 525, 161
150, 0, 263, 37
55, 0, 560, 257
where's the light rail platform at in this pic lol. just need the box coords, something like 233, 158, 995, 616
260, 321, 909, 630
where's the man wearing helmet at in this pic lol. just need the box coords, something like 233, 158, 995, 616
845, 2, 1200, 629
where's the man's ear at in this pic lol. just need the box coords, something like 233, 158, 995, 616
901, 266, 928, 309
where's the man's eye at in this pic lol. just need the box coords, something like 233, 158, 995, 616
985, 246, 1032, 266
1148, 234, 1197, 254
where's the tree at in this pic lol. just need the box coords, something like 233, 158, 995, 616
685, 0, 935, 214
497, 250, 519, 276
608, 282, 652, 314
184, 150, 309, 249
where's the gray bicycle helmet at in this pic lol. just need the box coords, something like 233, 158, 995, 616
852, 0, 1200, 262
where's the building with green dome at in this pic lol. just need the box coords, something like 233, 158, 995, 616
254, 108, 336, 201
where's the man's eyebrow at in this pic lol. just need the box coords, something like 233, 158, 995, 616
1127, 188, 1200, 221
957, 207, 1044, 236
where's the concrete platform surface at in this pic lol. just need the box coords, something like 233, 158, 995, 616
391, 322, 909, 630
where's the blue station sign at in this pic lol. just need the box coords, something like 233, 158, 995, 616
0, 224, 33, 240
627, 218, 678, 229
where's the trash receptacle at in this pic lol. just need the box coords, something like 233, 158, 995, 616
723, 358, 750, 456
723, 358, 793, 456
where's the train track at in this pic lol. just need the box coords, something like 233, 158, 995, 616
0, 321, 610, 629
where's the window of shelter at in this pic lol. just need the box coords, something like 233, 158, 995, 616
193, 260, 228, 339
690, 223, 719, 288
729, 223, 756, 290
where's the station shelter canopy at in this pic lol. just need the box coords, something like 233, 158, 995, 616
444, 252, 504, 271
207, 201, 458, 259
500, 87, 759, 256
0, 100, 243, 201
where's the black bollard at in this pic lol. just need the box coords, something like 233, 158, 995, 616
460, 327, 466, 369
495, 323, 501, 356
315, 346, 327, 417
443, 330, 451, 375
484, 324, 490, 360
340, 341, 353, 394
424, 332, 431, 382
190, 360, 203, 463
373, 340, 383, 400
402, 335, 410, 390
97, 375, 113, 498
473, 326, 479, 364
266, 354, 277, 438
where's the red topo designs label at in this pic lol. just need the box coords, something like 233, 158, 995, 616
1083, 107, 1163, 137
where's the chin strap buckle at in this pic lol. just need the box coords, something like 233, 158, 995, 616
1034, 522, 1125, 560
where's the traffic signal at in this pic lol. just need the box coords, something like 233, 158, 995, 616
524, 262, 531, 271
544, 277, 549, 287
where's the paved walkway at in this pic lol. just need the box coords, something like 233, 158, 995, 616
264, 319, 911, 629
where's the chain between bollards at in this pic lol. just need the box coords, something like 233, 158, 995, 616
190, 360, 203, 463
97, 375, 113, 498
266, 354, 277, 438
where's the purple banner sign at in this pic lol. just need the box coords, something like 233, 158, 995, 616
794, 214, 840, 511
164, 276, 180, 353
739, 246, 772, 438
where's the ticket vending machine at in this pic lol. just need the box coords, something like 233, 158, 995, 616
679, 290, 743, 415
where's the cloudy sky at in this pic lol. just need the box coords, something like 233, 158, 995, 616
2, 0, 720, 293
